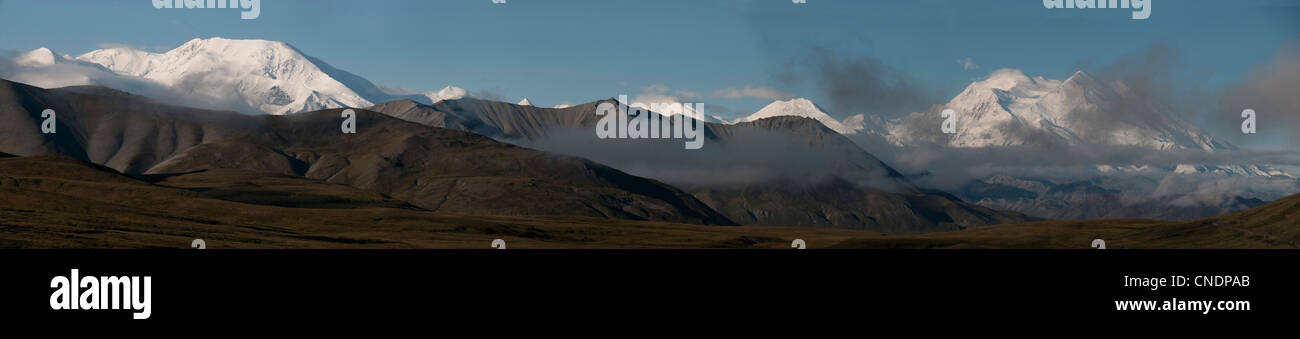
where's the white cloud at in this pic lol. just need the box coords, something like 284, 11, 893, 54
0, 48, 258, 113
376, 83, 419, 95
628, 92, 687, 107
957, 57, 979, 70
641, 84, 701, 99
643, 84, 670, 93
624, 92, 708, 120
711, 86, 795, 100
426, 86, 469, 102
629, 85, 701, 117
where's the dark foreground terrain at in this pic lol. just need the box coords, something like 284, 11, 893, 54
0, 155, 1295, 249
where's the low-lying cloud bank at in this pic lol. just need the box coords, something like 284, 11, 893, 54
513, 124, 908, 193
856, 135, 1300, 200
0, 49, 262, 114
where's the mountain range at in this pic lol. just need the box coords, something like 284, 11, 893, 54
0, 78, 732, 224
882, 69, 1230, 150
734, 98, 865, 135
366, 97, 1031, 232
0, 71, 1033, 232
4, 37, 1295, 224
5, 38, 469, 115
855, 68, 1297, 220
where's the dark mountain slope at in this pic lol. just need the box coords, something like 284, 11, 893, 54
0, 79, 731, 225
369, 98, 1031, 233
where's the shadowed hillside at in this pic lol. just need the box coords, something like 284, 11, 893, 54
369, 98, 1032, 233
0, 79, 732, 225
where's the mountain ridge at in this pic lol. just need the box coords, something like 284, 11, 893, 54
736, 98, 865, 135
0, 77, 733, 225
366, 97, 1034, 232
6, 38, 455, 115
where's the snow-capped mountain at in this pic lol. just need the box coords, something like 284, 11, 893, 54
885, 69, 1229, 151
517, 98, 532, 106
9, 37, 456, 115
75, 38, 381, 115
618, 97, 723, 123
856, 68, 1297, 220
736, 98, 865, 135
425, 86, 469, 103
872, 69, 1291, 178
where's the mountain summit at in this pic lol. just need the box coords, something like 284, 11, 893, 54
884, 69, 1230, 151
45, 38, 450, 115
76, 38, 378, 115
736, 98, 865, 135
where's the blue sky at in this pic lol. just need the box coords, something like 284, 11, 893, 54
1, 0, 1297, 119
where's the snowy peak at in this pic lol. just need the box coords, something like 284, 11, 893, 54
976, 68, 1033, 91
1061, 70, 1099, 88
69, 37, 473, 115
13, 38, 470, 116
1052, 70, 1118, 108
746, 98, 824, 118
616, 96, 719, 123
738, 98, 862, 135
76, 47, 157, 74
79, 38, 303, 79
74, 37, 370, 115
954, 68, 1059, 104
935, 69, 1060, 144
426, 86, 469, 103
517, 98, 532, 106
885, 68, 1225, 151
